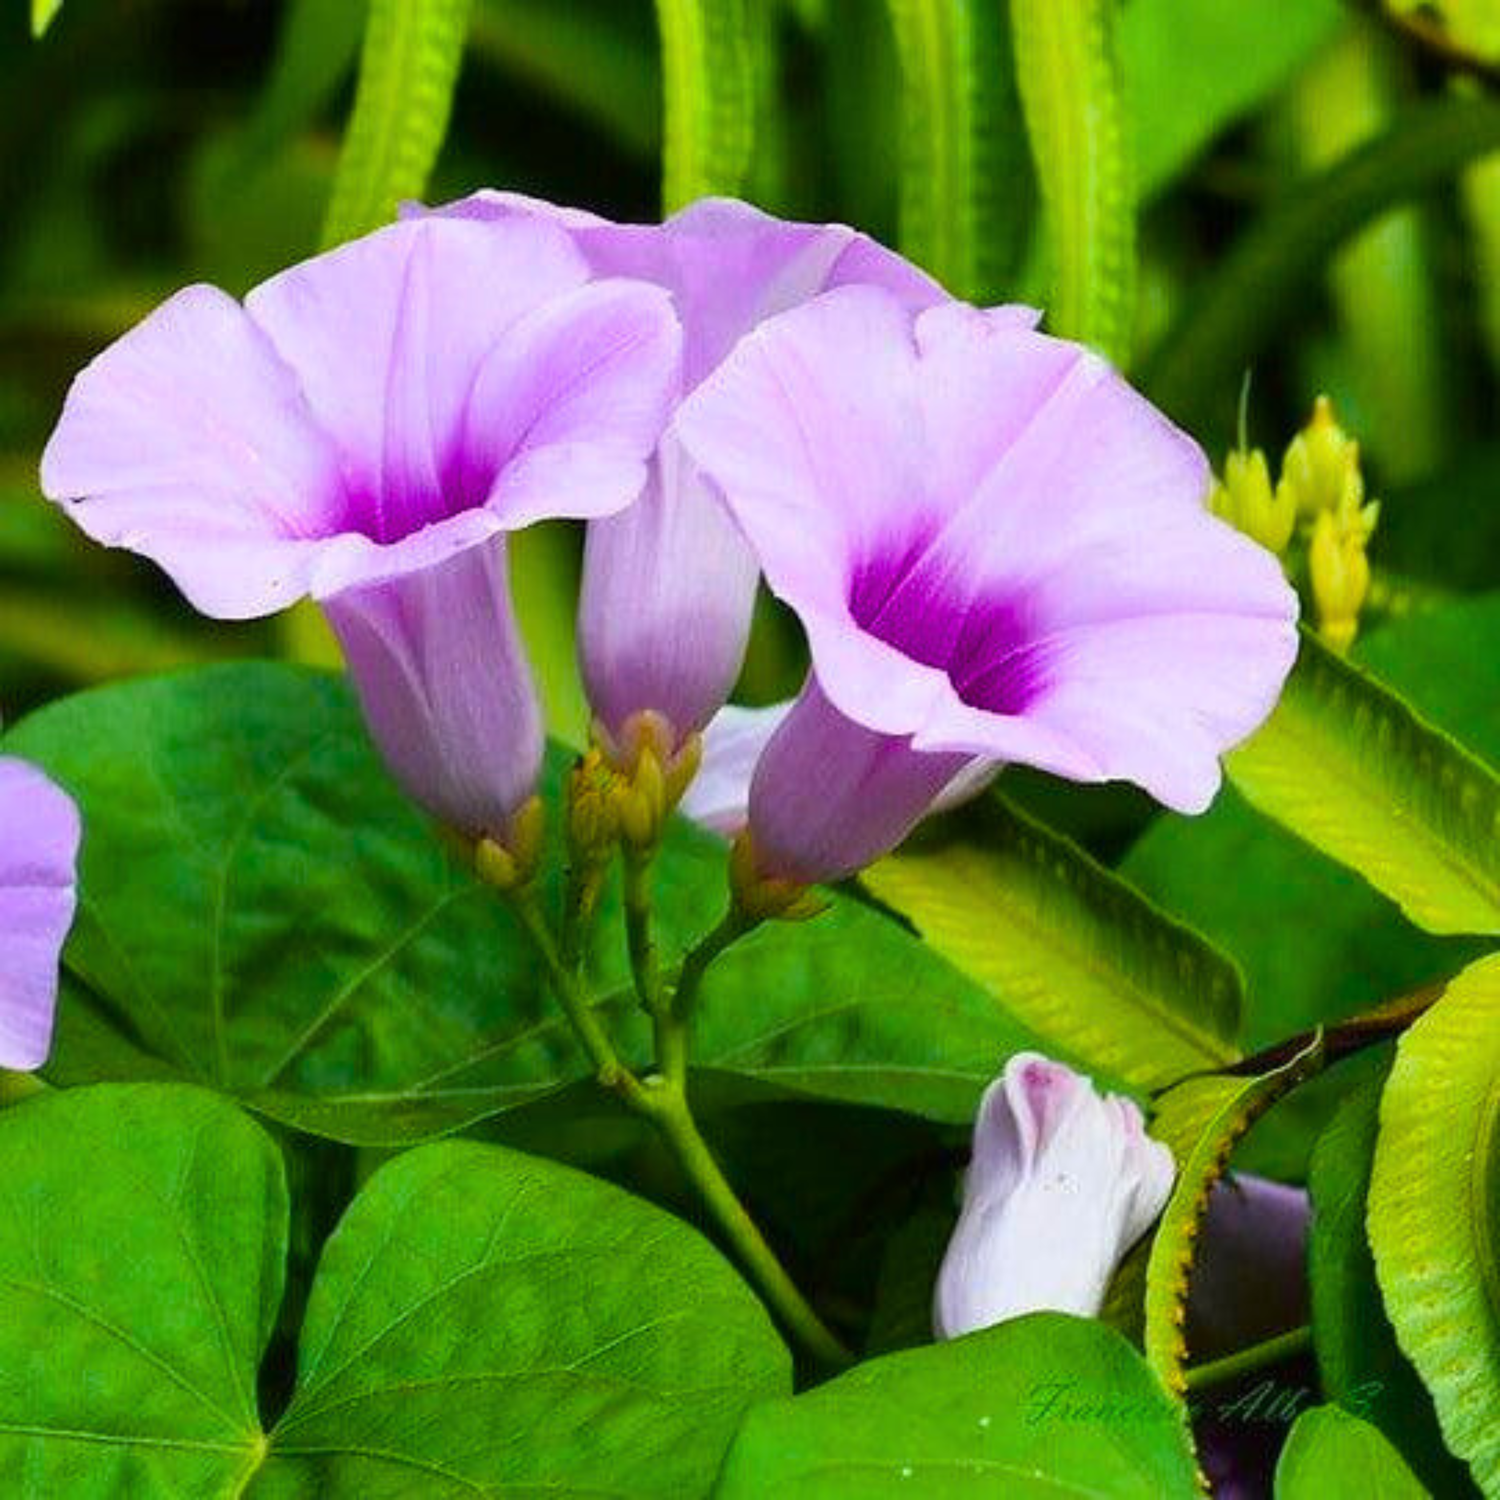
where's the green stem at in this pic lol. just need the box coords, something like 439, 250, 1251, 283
674, 907, 758, 1024
622, 846, 666, 1017
507, 889, 647, 1109
506, 886, 846, 1366
1184, 1325, 1313, 1393
558, 856, 605, 977
639, 1077, 853, 1368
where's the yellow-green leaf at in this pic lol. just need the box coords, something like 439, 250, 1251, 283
864, 795, 1242, 1090
1368, 953, 1500, 1495
1227, 628, 1500, 937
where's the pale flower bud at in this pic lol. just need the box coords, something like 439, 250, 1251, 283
933, 1054, 1175, 1338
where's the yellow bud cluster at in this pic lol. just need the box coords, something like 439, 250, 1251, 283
583, 710, 704, 855
1210, 395, 1381, 654
1207, 447, 1294, 555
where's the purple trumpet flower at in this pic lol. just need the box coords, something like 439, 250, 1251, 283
676, 290, 1300, 883
425, 192, 945, 764
41, 216, 682, 845
0, 758, 80, 1070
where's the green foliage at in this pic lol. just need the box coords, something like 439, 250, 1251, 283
862, 794, 1242, 1090
1306, 1076, 1473, 1496
1275, 1406, 1431, 1499
653, 0, 754, 210
29, 0, 62, 40
266, 1135, 791, 1495
321, 0, 474, 246
1225, 628, 1500, 937
1367, 953, 1500, 1496
1146, 95, 1500, 440
3, 663, 1042, 1142
714, 1314, 1201, 1497
0, 1085, 285, 1495
883, 0, 1030, 301
1010, 0, 1135, 363
1119, 0, 1343, 201
0, 1083, 789, 1497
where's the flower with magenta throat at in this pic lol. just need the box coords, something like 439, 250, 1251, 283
0, 757, 80, 1071
422, 192, 947, 781
40, 215, 682, 858
676, 290, 1300, 884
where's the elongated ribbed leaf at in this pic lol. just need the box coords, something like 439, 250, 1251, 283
1144, 1037, 1325, 1395
1276, 1406, 1432, 1500
863, 795, 1242, 1090
1145, 96, 1500, 436
1225, 629, 1500, 937
1009, 0, 1135, 363
654, 0, 754, 211
883, 0, 1030, 301
1307, 1074, 1473, 1497
321, 0, 473, 247
1368, 954, 1500, 1496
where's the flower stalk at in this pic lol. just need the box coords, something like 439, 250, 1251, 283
488, 844, 848, 1368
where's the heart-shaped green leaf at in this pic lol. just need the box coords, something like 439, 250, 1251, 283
1275, 1405, 1431, 1499
5, 663, 1042, 1141
713, 1313, 1201, 1497
0, 1083, 790, 1496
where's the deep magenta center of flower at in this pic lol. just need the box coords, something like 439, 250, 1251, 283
848, 539, 1045, 714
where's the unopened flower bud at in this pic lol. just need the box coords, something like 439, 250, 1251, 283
1209, 447, 1294, 555
1309, 507, 1371, 653
1278, 395, 1355, 521
933, 1054, 1175, 1337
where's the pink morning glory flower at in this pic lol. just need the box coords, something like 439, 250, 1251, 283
680, 700, 996, 839
0, 757, 80, 1070
423, 192, 945, 762
933, 1053, 1175, 1336
40, 216, 682, 843
676, 289, 1300, 883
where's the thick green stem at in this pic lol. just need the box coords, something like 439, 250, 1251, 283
638, 1077, 853, 1368
1184, 1325, 1313, 1393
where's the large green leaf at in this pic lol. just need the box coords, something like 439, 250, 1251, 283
0, 1083, 789, 1496
0, 1085, 285, 1495
1225, 629, 1500, 937
1010, 0, 1135, 364
1306, 1076, 1474, 1496
863, 795, 1242, 1090
1368, 953, 1500, 1496
5, 663, 1041, 1141
321, 0, 473, 246
883, 0, 1030, 301
713, 1313, 1201, 1497
262, 1138, 790, 1496
1276, 1406, 1431, 1499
